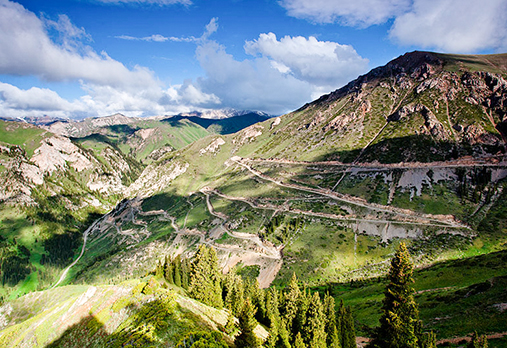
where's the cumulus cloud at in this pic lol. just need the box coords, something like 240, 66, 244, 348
0, 7, 221, 118
390, 0, 507, 52
0, 4, 366, 118
194, 40, 314, 113
0, 82, 77, 112
184, 31, 368, 114
279, 0, 507, 52
0, 0, 157, 89
279, 0, 410, 27
244, 33, 368, 88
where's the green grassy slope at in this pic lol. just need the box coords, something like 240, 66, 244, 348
0, 277, 234, 348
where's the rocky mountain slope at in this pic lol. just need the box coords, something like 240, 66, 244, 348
117, 51, 507, 287
0, 51, 506, 345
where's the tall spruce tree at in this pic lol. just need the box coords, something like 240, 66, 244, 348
282, 273, 302, 335
265, 286, 281, 327
181, 257, 190, 289
324, 293, 341, 348
235, 298, 260, 348
189, 245, 223, 308
418, 331, 437, 348
302, 292, 327, 348
173, 254, 182, 287
369, 242, 419, 348
164, 256, 174, 284
338, 300, 356, 348
294, 332, 305, 348
225, 273, 244, 316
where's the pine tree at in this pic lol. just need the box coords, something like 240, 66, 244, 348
369, 242, 418, 348
234, 298, 260, 348
418, 331, 436, 348
302, 292, 326, 348
292, 287, 309, 342
282, 273, 302, 335
294, 332, 306, 348
265, 286, 280, 327
181, 257, 190, 289
324, 293, 341, 348
189, 245, 223, 307
164, 256, 174, 284
173, 254, 182, 287
329, 324, 342, 348
249, 280, 266, 325
225, 310, 236, 335
265, 320, 279, 348
276, 319, 292, 348
338, 300, 356, 348
225, 274, 244, 316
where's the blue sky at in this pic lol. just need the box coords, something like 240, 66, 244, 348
0, 0, 506, 118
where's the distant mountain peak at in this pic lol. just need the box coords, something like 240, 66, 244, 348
177, 109, 270, 120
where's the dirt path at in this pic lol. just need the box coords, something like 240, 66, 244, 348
50, 216, 103, 289
437, 331, 507, 345
205, 188, 459, 229
231, 158, 467, 229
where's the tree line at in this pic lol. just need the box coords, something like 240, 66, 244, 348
156, 244, 356, 347
156, 243, 489, 348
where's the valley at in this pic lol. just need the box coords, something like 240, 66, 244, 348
1, 51, 507, 347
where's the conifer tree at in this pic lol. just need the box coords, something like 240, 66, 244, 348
369, 242, 418, 348
338, 300, 356, 348
324, 293, 340, 348
329, 324, 342, 348
265, 286, 280, 327
294, 332, 306, 348
189, 245, 223, 307
282, 273, 302, 334
235, 298, 260, 348
225, 274, 244, 316
277, 319, 292, 348
164, 256, 174, 284
181, 257, 190, 289
243, 279, 266, 325
302, 292, 326, 348
292, 287, 309, 342
225, 310, 236, 335
418, 331, 436, 348
173, 254, 182, 287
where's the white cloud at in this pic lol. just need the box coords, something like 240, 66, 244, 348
279, 0, 411, 27
244, 33, 368, 88
390, 0, 507, 52
0, 0, 157, 89
194, 40, 318, 114
279, 0, 507, 53
0, 6, 366, 118
115, 17, 218, 44
116, 34, 169, 42
0, 82, 77, 112
97, 0, 191, 5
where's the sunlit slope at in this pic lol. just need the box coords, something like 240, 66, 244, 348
0, 277, 241, 348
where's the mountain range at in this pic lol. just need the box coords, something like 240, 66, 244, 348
0, 51, 506, 347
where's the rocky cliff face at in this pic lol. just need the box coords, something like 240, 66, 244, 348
0, 131, 138, 207
282, 51, 507, 163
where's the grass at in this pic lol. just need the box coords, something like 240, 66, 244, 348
0, 278, 231, 348
0, 120, 48, 157
326, 249, 507, 339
